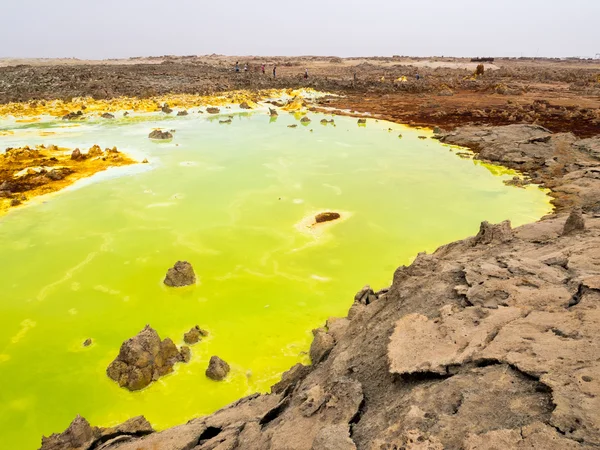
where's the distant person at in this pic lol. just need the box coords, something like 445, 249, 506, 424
235, 62, 240, 73
261, 64, 265, 74
273, 66, 277, 78
353, 72, 357, 82
244, 63, 248, 72
416, 73, 421, 80
304, 68, 309, 79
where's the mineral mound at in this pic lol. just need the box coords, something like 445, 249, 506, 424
315, 212, 341, 223
106, 325, 190, 391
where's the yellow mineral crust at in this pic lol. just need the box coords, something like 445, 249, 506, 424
0, 144, 137, 215
0, 89, 319, 119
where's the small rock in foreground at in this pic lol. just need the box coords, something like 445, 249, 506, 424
183, 325, 208, 345
164, 261, 196, 287
83, 338, 92, 347
206, 356, 230, 381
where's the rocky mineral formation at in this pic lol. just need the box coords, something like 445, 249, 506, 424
62, 111, 83, 121
164, 261, 196, 287
357, 118, 366, 124
177, 110, 188, 116
563, 208, 585, 235
101, 112, 115, 119
300, 116, 311, 124
40, 415, 153, 450
315, 211, 341, 223
240, 102, 252, 109
183, 325, 208, 345
148, 129, 173, 140
269, 107, 278, 116
206, 356, 230, 381
106, 325, 190, 391
161, 104, 173, 114
206, 107, 220, 114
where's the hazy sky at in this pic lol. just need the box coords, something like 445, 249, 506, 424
3, 0, 599, 59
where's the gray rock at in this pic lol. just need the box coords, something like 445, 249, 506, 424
183, 325, 208, 345
309, 329, 335, 364
562, 208, 585, 235
106, 325, 187, 391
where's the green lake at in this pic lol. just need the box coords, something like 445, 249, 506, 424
0, 107, 552, 449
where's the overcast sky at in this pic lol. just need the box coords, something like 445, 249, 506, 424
3, 0, 599, 59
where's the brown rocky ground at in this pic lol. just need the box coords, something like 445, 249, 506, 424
2, 56, 598, 450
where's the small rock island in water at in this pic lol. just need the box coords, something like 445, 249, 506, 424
106, 325, 190, 391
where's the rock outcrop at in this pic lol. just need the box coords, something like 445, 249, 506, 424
164, 261, 196, 287
206, 356, 230, 381
269, 107, 278, 116
206, 107, 220, 114
183, 325, 208, 345
101, 112, 115, 119
148, 129, 173, 140
177, 110, 188, 116
563, 208, 585, 235
106, 325, 190, 391
70, 148, 82, 160
315, 211, 341, 223
40, 415, 153, 450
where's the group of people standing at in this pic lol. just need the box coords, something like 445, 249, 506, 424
234, 62, 308, 79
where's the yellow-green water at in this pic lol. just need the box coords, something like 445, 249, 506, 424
0, 110, 552, 449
